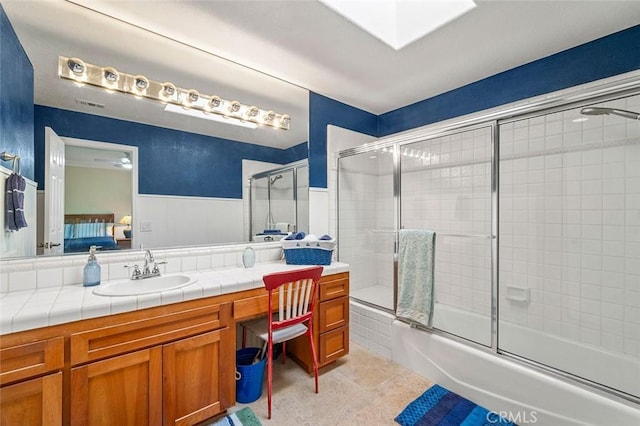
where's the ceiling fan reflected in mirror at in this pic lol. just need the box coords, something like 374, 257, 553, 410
93, 152, 132, 169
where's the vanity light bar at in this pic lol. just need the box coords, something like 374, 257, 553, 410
58, 56, 291, 131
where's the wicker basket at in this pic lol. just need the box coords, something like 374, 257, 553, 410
283, 246, 333, 265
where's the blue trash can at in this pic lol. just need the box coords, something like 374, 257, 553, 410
236, 347, 266, 403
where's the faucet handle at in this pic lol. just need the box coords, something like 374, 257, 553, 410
124, 264, 141, 279
152, 260, 167, 275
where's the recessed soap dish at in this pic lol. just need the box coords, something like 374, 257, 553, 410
506, 286, 530, 303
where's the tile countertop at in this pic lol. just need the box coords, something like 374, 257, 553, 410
0, 261, 349, 335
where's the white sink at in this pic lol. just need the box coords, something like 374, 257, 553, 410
93, 274, 198, 296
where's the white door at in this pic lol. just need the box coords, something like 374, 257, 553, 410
44, 127, 65, 255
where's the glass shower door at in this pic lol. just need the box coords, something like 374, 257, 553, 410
296, 165, 309, 233
400, 126, 494, 346
498, 95, 640, 399
338, 148, 395, 310
267, 169, 295, 230
250, 176, 269, 237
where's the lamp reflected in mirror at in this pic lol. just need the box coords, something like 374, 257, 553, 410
119, 215, 132, 238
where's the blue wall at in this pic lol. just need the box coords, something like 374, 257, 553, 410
308, 93, 378, 188
0, 4, 34, 180
35, 106, 307, 198
378, 24, 640, 136
306, 24, 640, 189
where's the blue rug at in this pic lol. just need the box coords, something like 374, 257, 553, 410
395, 385, 518, 426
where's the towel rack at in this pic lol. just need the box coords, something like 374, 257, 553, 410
0, 151, 21, 175
438, 233, 492, 239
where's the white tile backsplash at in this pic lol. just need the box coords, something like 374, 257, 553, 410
1, 243, 284, 299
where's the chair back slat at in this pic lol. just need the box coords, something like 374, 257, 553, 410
279, 286, 285, 322
286, 282, 293, 319
292, 280, 301, 318
263, 266, 324, 323
302, 279, 312, 314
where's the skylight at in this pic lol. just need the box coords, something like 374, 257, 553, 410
318, 0, 476, 50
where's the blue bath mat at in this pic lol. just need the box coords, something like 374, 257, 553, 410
395, 384, 517, 426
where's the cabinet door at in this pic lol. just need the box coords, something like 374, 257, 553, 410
0, 372, 62, 426
70, 347, 163, 426
163, 328, 234, 426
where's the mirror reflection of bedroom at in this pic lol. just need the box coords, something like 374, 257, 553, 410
58, 143, 133, 254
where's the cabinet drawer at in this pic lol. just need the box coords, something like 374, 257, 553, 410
0, 337, 64, 386
70, 303, 230, 365
234, 294, 269, 321
319, 272, 349, 302
319, 325, 349, 366
318, 297, 349, 334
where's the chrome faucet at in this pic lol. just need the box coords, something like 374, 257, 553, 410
124, 250, 167, 280
143, 250, 154, 275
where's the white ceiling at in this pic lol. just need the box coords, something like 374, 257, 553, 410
65, 0, 640, 114
3, 0, 640, 147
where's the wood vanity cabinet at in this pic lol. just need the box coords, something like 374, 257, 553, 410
287, 272, 350, 373
0, 270, 349, 425
0, 337, 64, 426
0, 300, 233, 426
69, 302, 234, 426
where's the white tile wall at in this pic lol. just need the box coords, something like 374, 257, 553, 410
337, 151, 394, 302
499, 94, 640, 359
0, 243, 284, 293
400, 127, 493, 320
350, 300, 394, 360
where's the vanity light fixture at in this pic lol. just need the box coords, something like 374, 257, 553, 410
160, 82, 176, 101
58, 56, 290, 130
102, 67, 119, 85
164, 103, 258, 129
133, 75, 149, 93
67, 57, 86, 77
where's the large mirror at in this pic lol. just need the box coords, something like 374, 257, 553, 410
1, 0, 309, 258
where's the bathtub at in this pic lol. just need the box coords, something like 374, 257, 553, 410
390, 304, 640, 426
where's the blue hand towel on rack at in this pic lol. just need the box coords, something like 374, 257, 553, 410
5, 173, 28, 231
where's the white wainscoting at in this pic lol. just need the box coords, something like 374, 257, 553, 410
1, 166, 37, 258
136, 194, 244, 249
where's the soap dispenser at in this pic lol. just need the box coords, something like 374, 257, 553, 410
83, 245, 101, 287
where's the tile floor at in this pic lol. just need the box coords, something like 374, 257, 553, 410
230, 341, 433, 425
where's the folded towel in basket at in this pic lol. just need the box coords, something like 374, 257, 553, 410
284, 231, 306, 240
320, 234, 333, 240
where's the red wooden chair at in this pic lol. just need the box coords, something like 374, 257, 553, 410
241, 266, 324, 419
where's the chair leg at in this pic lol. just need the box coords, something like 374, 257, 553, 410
281, 341, 286, 364
267, 338, 273, 420
307, 327, 319, 394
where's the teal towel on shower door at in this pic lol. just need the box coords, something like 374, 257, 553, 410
397, 229, 436, 328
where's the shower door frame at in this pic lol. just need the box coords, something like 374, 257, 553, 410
248, 159, 308, 240
336, 70, 640, 405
